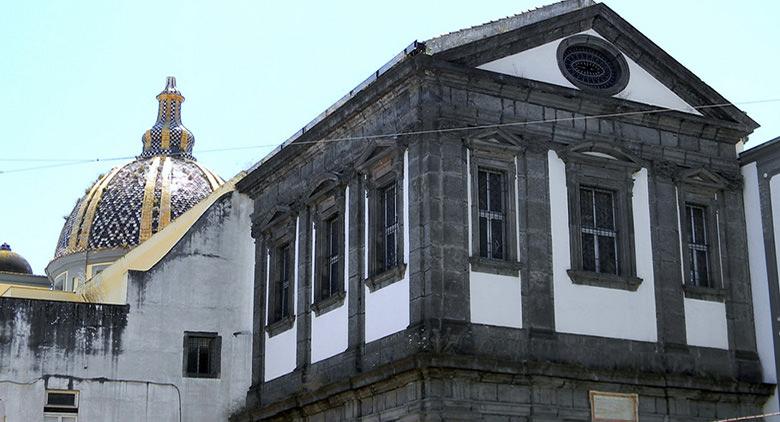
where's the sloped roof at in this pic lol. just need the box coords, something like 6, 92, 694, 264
241, 0, 757, 188
425, 0, 594, 53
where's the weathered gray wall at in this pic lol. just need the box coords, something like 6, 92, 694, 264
0, 191, 255, 422
235, 45, 770, 420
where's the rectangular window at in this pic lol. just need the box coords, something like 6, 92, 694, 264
376, 183, 398, 273
44, 390, 78, 422
477, 169, 505, 260
320, 215, 340, 299
579, 186, 618, 275
183, 332, 221, 378
685, 204, 710, 287
276, 244, 292, 321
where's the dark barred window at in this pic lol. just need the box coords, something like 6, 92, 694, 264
376, 183, 399, 272
579, 187, 617, 275
685, 204, 710, 287
183, 332, 221, 378
478, 169, 505, 260
321, 216, 340, 299
276, 244, 292, 320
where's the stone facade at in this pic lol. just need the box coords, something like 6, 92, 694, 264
234, 2, 773, 421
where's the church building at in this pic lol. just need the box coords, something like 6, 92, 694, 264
0, 78, 255, 421
1, 0, 779, 421
232, 0, 775, 420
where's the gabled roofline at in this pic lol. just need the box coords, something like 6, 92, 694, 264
425, 0, 595, 53
740, 136, 780, 165
240, 0, 758, 192
428, 2, 757, 133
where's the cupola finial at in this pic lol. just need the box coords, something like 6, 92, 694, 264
139, 77, 195, 160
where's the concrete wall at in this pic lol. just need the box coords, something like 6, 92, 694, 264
0, 191, 255, 422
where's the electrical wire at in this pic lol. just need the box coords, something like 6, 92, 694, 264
1, 97, 779, 175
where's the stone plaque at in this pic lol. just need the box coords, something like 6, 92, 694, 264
589, 391, 638, 422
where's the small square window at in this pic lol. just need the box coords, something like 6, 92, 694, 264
44, 389, 78, 421
183, 332, 221, 378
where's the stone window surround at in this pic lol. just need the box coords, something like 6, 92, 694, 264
560, 142, 643, 291
676, 168, 730, 302
467, 141, 522, 277
259, 208, 297, 337
358, 145, 406, 292
182, 331, 221, 379
308, 177, 347, 316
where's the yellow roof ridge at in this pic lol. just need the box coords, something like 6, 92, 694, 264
0, 283, 85, 303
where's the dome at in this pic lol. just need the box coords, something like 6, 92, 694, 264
0, 243, 33, 274
53, 77, 224, 259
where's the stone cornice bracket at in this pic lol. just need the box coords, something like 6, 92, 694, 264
651, 160, 679, 180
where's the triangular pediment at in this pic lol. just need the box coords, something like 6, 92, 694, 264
679, 167, 728, 190
427, 1, 757, 133
477, 29, 701, 115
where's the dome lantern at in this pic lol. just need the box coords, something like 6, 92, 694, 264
139, 76, 196, 160
49, 78, 223, 280
0, 243, 33, 274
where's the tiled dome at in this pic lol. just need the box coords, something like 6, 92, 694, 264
0, 243, 33, 274
53, 77, 224, 259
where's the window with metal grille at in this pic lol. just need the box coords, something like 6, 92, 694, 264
275, 244, 292, 321
579, 186, 618, 275
183, 332, 221, 378
477, 169, 505, 260
44, 390, 78, 421
320, 215, 340, 299
376, 183, 398, 273
685, 204, 710, 287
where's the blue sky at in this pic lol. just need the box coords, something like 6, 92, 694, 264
1, 0, 778, 273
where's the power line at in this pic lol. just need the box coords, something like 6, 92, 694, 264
2, 97, 779, 175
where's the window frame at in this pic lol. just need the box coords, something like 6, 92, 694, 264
259, 209, 297, 337
676, 171, 728, 301
182, 331, 222, 379
310, 185, 347, 315
360, 148, 406, 292
561, 143, 643, 291
578, 185, 619, 275
44, 389, 79, 420
467, 148, 522, 276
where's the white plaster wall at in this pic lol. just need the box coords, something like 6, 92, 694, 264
744, 164, 776, 384
549, 152, 658, 342
364, 150, 411, 343
466, 150, 523, 328
477, 29, 701, 115
311, 187, 350, 363
684, 298, 728, 349
264, 216, 299, 381
469, 272, 522, 328
0, 191, 256, 422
